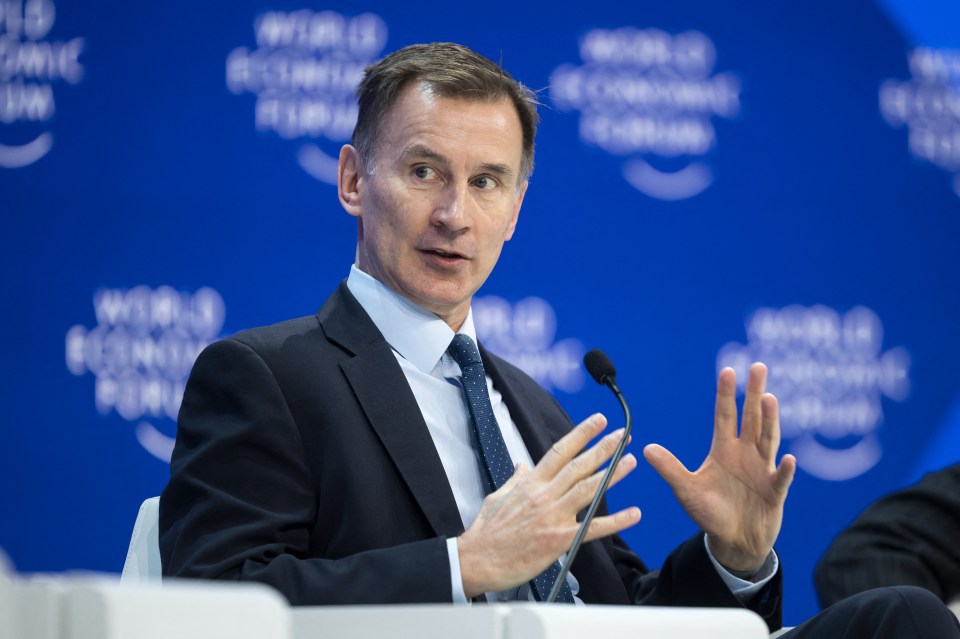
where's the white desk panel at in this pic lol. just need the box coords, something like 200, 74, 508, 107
293, 603, 770, 639
293, 604, 508, 639
506, 604, 769, 639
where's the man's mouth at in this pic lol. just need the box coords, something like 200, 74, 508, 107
426, 249, 466, 259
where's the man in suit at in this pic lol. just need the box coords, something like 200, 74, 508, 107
160, 42, 959, 638
815, 464, 960, 611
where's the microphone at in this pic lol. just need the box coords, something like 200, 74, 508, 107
584, 349, 618, 387
546, 349, 633, 603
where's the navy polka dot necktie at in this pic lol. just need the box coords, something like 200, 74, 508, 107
447, 334, 574, 604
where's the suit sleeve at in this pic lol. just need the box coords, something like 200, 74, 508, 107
814, 464, 960, 606
616, 532, 782, 631
159, 338, 453, 605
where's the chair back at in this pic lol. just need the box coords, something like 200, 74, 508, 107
121, 497, 162, 582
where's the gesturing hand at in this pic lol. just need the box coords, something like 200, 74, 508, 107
457, 413, 641, 598
643, 363, 796, 573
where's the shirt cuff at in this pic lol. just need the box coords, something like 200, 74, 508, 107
703, 534, 778, 600
447, 537, 469, 604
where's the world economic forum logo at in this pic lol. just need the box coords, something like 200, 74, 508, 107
226, 9, 388, 185
550, 27, 741, 201
474, 295, 585, 393
65, 286, 226, 462
717, 305, 911, 481
0, 0, 84, 168
880, 47, 960, 198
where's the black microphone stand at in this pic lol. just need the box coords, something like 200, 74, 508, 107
546, 355, 633, 603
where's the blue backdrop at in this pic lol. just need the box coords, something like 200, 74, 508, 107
3, 0, 959, 625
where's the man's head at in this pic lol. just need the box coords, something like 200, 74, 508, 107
338, 43, 538, 331
351, 42, 539, 187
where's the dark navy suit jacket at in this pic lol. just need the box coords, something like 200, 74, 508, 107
160, 282, 782, 628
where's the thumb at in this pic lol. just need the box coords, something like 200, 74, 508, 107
643, 444, 690, 489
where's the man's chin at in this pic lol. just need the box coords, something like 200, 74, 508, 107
404, 282, 478, 326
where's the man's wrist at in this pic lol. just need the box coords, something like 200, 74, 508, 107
704, 534, 766, 575
704, 534, 776, 584
725, 565, 762, 580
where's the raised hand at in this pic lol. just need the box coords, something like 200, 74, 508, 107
643, 363, 796, 573
457, 413, 641, 598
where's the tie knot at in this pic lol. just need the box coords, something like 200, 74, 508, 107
448, 333, 482, 368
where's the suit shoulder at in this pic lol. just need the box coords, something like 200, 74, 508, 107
191, 315, 332, 373
189, 314, 344, 392
227, 315, 323, 351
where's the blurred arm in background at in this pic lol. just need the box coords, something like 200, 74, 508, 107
814, 464, 960, 611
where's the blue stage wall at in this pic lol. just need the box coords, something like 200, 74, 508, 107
2, 0, 959, 624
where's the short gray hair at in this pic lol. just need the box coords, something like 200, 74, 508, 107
351, 42, 540, 185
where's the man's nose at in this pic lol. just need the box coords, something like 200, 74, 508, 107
431, 182, 471, 231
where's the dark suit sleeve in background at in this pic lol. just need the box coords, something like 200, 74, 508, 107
814, 464, 960, 607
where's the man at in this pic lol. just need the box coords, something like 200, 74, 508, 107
815, 464, 960, 612
160, 42, 959, 637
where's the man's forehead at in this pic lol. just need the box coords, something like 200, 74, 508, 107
375, 83, 524, 169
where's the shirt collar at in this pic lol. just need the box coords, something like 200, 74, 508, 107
346, 265, 478, 374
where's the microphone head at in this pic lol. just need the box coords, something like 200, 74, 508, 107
584, 349, 617, 385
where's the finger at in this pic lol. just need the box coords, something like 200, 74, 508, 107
498, 462, 529, 491
643, 444, 691, 490
714, 367, 738, 442
581, 507, 642, 542
552, 427, 627, 494
601, 452, 637, 492
740, 362, 768, 445
559, 452, 638, 512
757, 392, 780, 463
773, 453, 797, 496
534, 413, 607, 479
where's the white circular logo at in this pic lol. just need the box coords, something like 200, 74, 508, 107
0, 0, 84, 168
65, 285, 226, 462
551, 27, 741, 201
717, 305, 911, 480
226, 9, 388, 184
880, 47, 960, 199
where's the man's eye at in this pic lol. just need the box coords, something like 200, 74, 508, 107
474, 176, 497, 190
414, 166, 434, 180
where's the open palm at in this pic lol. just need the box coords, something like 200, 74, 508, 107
644, 363, 796, 572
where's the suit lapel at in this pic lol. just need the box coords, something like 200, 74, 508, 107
318, 283, 464, 539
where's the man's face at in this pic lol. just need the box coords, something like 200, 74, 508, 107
339, 82, 527, 330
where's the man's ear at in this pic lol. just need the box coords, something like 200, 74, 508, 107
338, 145, 364, 217
504, 180, 528, 241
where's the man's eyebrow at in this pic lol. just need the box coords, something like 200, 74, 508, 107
402, 144, 450, 167
476, 162, 515, 181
